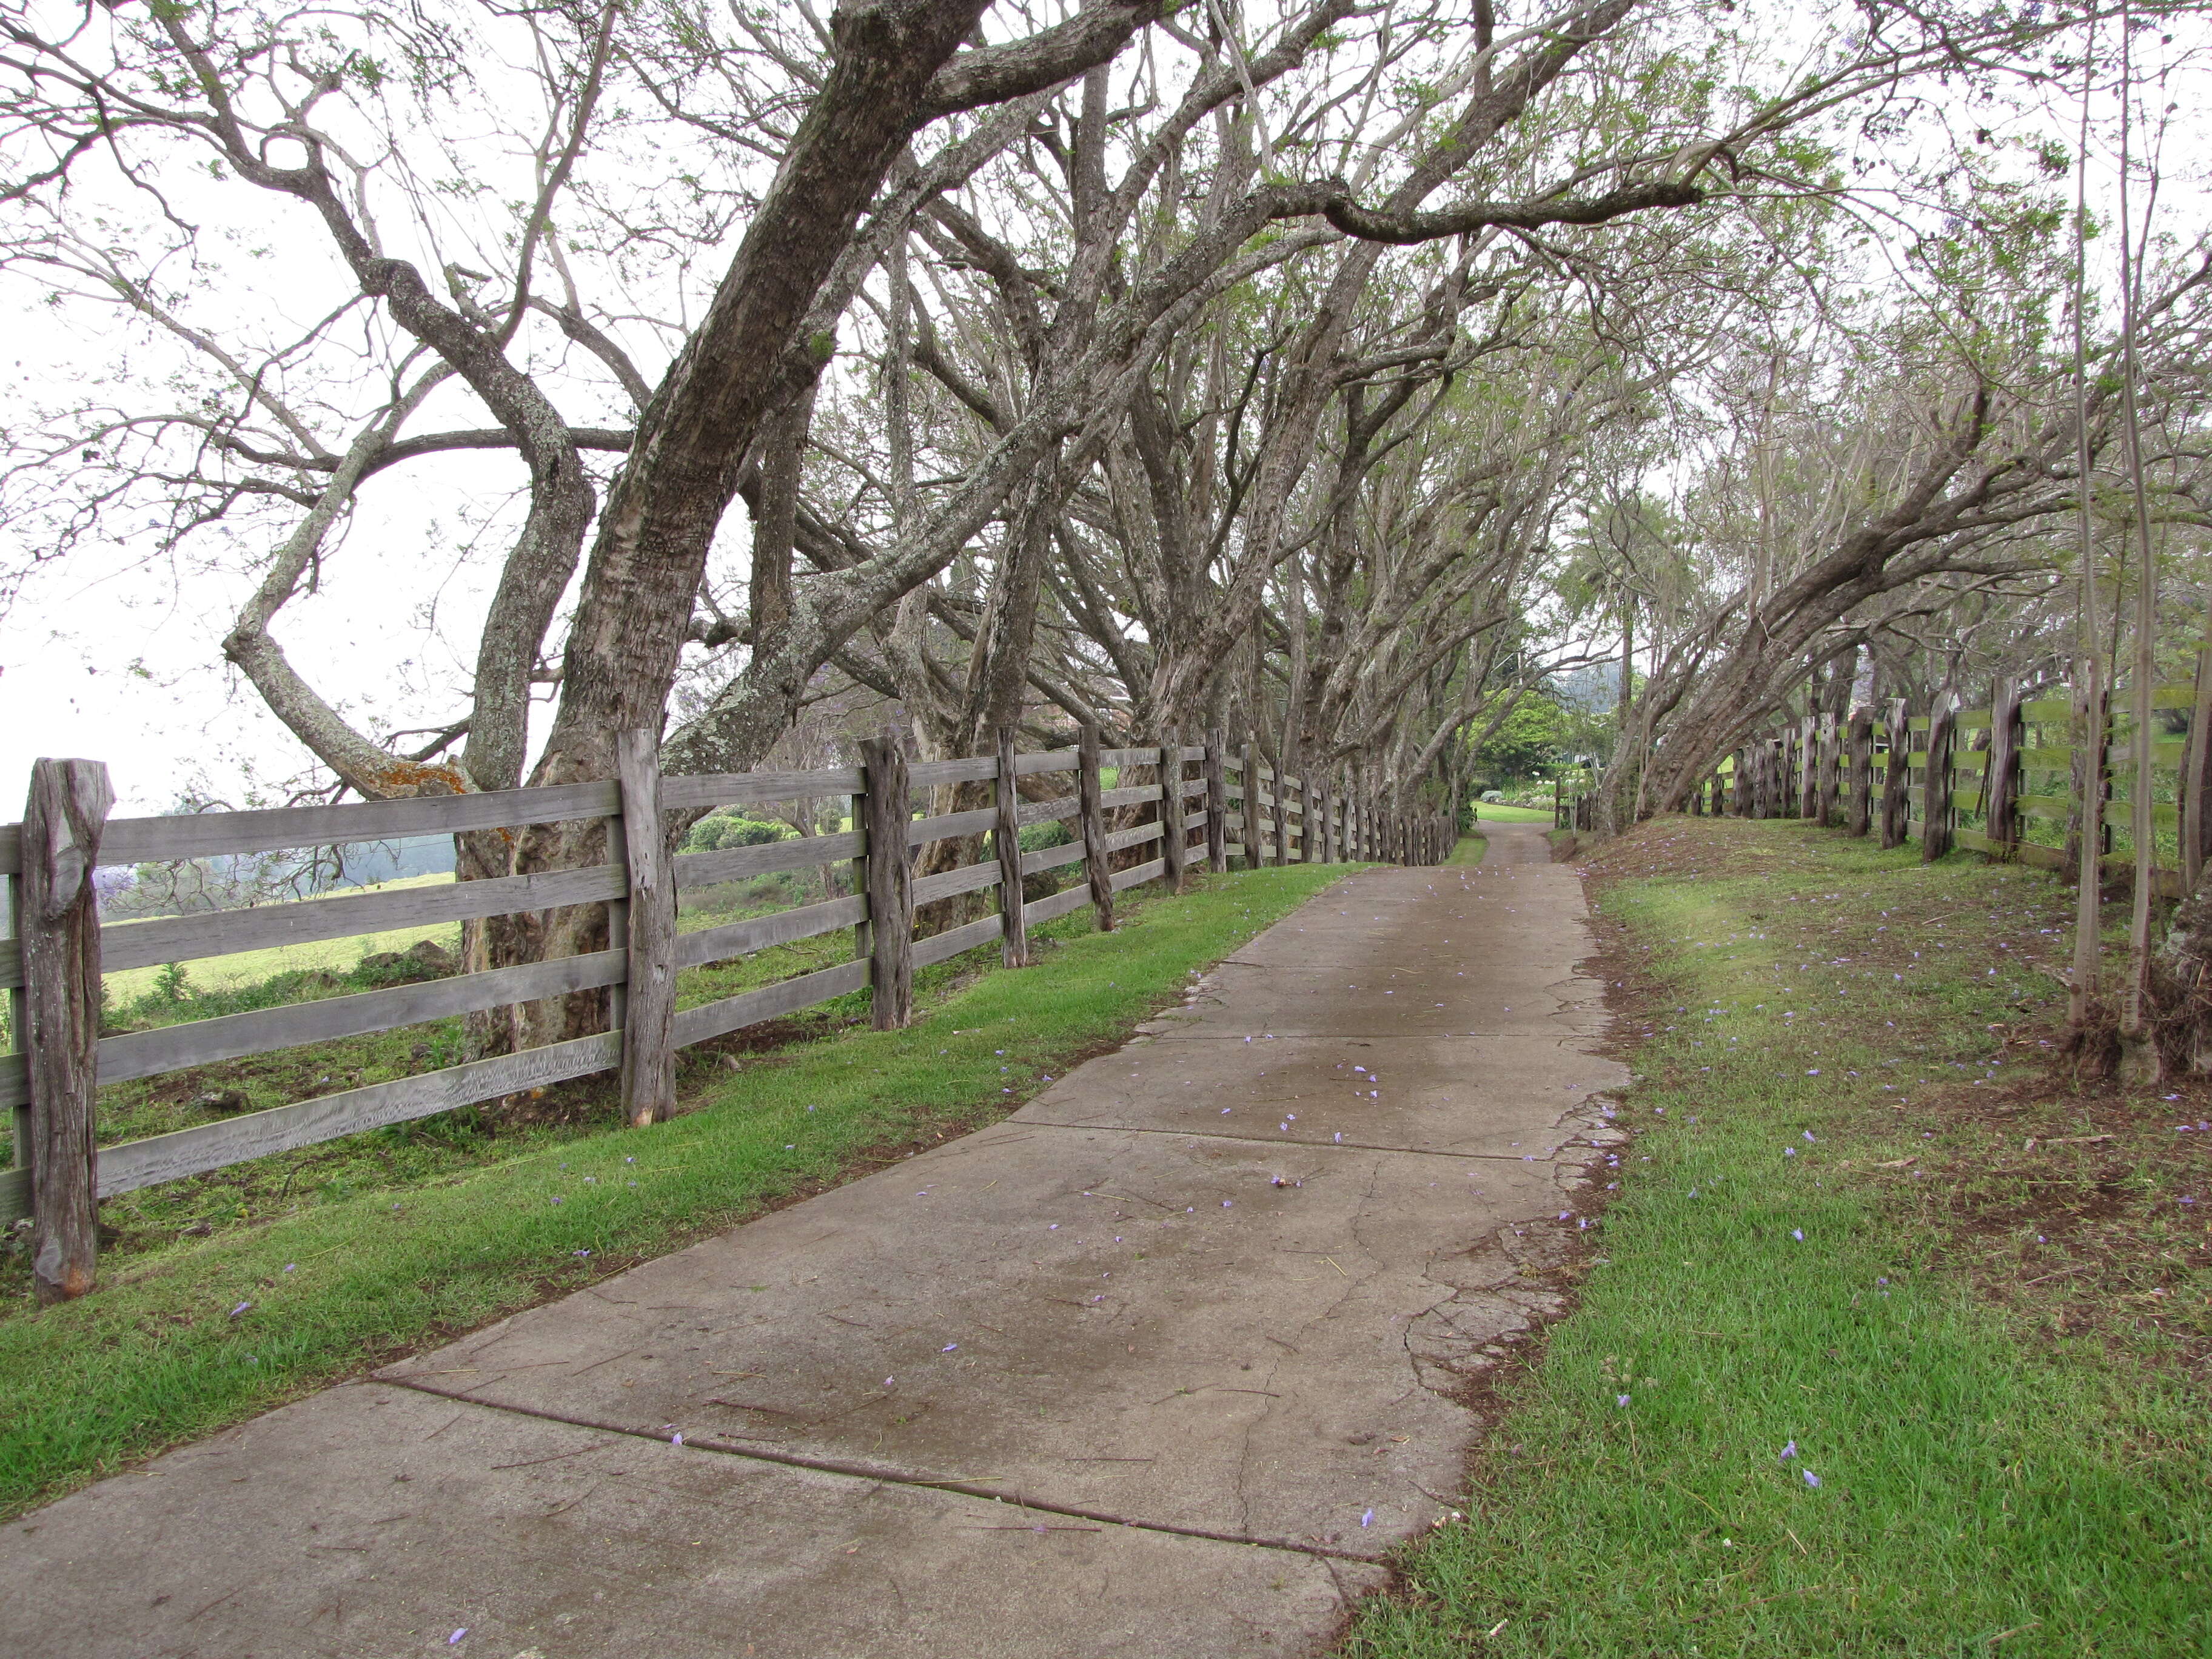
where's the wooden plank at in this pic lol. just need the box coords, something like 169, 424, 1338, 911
1101, 748, 1162, 767
1079, 725, 1115, 933
1179, 746, 1206, 762
1026, 881, 1093, 924
1881, 698, 1909, 848
0, 823, 17, 876
913, 914, 1004, 969
0, 1052, 24, 1112
21, 757, 112, 1303
1241, 737, 1261, 871
1109, 858, 1167, 893
1158, 726, 1187, 893
101, 862, 628, 975
1224, 842, 1247, 861
1013, 749, 1079, 776
2012, 840, 2070, 872
675, 830, 862, 890
97, 947, 628, 1084
1985, 679, 2022, 856
1846, 706, 1873, 836
910, 757, 999, 789
994, 726, 1028, 970
1184, 809, 1207, 832
2020, 699, 2073, 723
860, 734, 913, 1030
659, 768, 864, 811
1015, 796, 1081, 827
0, 937, 16, 990
677, 895, 867, 967
1105, 823, 1164, 854
101, 780, 619, 866
1021, 839, 1087, 876
615, 731, 677, 1128
2018, 745, 2076, 769
1204, 728, 1228, 874
908, 805, 996, 845
671, 959, 871, 1048
912, 859, 1000, 906
80, 1031, 625, 1210
1952, 749, 1987, 772
1100, 785, 1163, 809
2019, 796, 2071, 819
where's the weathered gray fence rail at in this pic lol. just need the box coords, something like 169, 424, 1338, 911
4, 725, 1452, 1300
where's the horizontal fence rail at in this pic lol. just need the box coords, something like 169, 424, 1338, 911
4, 724, 1450, 1300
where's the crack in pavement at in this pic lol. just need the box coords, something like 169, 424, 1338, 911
378, 1374, 1394, 1565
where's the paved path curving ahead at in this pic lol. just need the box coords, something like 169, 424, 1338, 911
1, 830, 1623, 1659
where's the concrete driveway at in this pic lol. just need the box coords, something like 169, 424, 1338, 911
0, 825, 1622, 1658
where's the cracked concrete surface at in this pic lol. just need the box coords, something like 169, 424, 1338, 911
0, 820, 1619, 1657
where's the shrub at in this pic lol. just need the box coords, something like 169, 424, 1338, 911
683, 813, 792, 853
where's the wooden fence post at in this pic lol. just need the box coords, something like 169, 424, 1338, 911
1079, 724, 1116, 931
2187, 633, 2212, 891
21, 757, 112, 1305
1846, 706, 1873, 837
1205, 727, 1228, 873
1159, 725, 1187, 893
1815, 711, 1837, 825
1798, 716, 1818, 820
1272, 755, 1290, 868
1241, 737, 1261, 866
1729, 751, 1748, 817
1880, 698, 1909, 848
1298, 768, 1316, 865
994, 725, 1029, 967
1923, 696, 1956, 862
1985, 680, 2023, 860
614, 731, 677, 1128
860, 732, 915, 1027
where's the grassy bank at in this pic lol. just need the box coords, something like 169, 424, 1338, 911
1347, 819, 2211, 1657
0, 863, 1347, 1520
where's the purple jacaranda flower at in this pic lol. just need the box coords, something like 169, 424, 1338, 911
942, 1343, 958, 1352
448, 1631, 467, 1646
1791, 1229, 1805, 1241
1361, 1509, 1374, 1527
1617, 1395, 1631, 1407
1803, 1470, 1821, 1489
671, 1432, 683, 1446
1780, 1439, 1797, 1461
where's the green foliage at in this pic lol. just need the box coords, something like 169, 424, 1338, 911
1348, 823, 2211, 1658
683, 813, 792, 853
1470, 697, 1571, 783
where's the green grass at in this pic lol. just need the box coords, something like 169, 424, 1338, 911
101, 872, 461, 1002
1447, 834, 1486, 865
1472, 802, 1558, 822
1346, 819, 2211, 1658
0, 863, 1347, 1521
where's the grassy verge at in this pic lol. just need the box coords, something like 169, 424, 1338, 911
1347, 818, 2211, 1657
1472, 803, 1557, 823
0, 863, 1347, 1520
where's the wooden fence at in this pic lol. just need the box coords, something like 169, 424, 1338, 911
4, 725, 1453, 1300
1563, 675, 2212, 899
